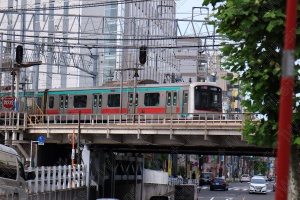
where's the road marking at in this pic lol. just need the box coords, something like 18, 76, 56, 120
210, 198, 214, 200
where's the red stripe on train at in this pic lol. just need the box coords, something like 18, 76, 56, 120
101, 108, 123, 114
68, 109, 92, 114
46, 110, 59, 114
137, 107, 166, 114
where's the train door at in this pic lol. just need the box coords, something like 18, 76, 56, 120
182, 90, 189, 114
92, 94, 102, 115
127, 93, 138, 116
59, 95, 68, 114
165, 91, 178, 115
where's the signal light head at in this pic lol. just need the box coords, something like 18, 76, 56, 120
139, 46, 147, 65
15, 45, 23, 64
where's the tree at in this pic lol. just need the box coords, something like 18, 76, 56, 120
203, 0, 300, 197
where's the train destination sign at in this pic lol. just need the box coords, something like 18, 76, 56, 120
1, 96, 15, 109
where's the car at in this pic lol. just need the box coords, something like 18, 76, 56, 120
209, 177, 229, 191
199, 172, 213, 186
249, 176, 267, 194
0, 144, 36, 199
240, 174, 251, 182
255, 174, 268, 182
268, 175, 276, 181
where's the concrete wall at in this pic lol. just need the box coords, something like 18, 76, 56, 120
114, 183, 174, 200
28, 187, 87, 200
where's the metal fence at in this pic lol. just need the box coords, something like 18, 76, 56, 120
27, 164, 86, 194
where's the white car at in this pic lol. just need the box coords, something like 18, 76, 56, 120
249, 176, 267, 194
240, 174, 251, 182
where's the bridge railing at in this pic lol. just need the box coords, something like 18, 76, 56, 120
26, 113, 252, 126
27, 164, 86, 194
0, 111, 27, 130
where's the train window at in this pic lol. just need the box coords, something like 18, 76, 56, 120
144, 93, 159, 106
93, 95, 97, 107
99, 95, 102, 108
167, 92, 171, 106
74, 95, 87, 108
49, 96, 54, 108
108, 94, 120, 107
173, 92, 177, 106
194, 86, 222, 111
135, 94, 138, 106
129, 94, 133, 105
184, 93, 188, 104
60, 96, 64, 108
65, 96, 68, 108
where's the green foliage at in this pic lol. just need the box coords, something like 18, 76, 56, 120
203, 0, 300, 146
253, 160, 268, 175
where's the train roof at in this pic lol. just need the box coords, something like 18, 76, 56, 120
45, 81, 220, 92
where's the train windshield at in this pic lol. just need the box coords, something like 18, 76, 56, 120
194, 85, 222, 112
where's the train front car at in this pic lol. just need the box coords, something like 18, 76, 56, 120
188, 82, 222, 120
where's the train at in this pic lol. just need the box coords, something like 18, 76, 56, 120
1, 80, 223, 121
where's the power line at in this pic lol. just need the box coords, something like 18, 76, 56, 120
0, 0, 171, 12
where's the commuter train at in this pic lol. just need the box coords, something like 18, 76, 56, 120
1, 80, 223, 120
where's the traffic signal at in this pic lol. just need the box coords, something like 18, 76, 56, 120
139, 46, 147, 65
15, 45, 23, 64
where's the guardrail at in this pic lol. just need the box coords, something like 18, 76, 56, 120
26, 113, 248, 126
0, 111, 27, 130
27, 164, 86, 194
0, 112, 260, 131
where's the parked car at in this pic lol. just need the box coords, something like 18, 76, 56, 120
249, 176, 267, 194
268, 175, 276, 181
209, 177, 229, 191
0, 144, 36, 199
199, 172, 213, 186
240, 174, 251, 182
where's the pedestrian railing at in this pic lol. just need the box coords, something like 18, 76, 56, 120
168, 178, 199, 186
27, 164, 86, 194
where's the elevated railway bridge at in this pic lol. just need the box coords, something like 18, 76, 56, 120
0, 112, 276, 199
0, 112, 273, 156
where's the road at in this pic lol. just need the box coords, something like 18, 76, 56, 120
198, 181, 275, 200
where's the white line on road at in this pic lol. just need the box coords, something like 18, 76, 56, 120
210, 198, 214, 200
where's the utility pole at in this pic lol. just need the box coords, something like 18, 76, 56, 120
77, 111, 81, 165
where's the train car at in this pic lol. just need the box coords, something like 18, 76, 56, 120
1, 80, 222, 121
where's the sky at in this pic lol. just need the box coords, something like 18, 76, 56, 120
176, 0, 213, 20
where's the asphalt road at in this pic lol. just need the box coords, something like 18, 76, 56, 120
198, 181, 275, 200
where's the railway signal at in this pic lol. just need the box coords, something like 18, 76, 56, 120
15, 45, 23, 64
139, 46, 147, 65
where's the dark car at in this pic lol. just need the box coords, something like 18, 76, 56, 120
210, 177, 229, 191
200, 172, 213, 186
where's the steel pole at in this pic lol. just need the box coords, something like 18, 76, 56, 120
276, 0, 297, 199
30, 140, 33, 168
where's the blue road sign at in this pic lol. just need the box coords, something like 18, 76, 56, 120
38, 136, 45, 143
